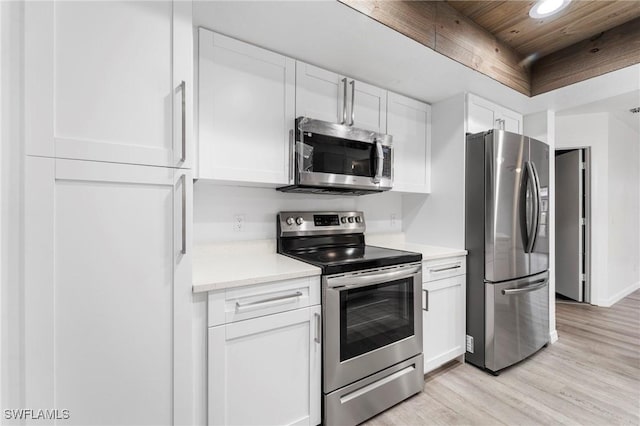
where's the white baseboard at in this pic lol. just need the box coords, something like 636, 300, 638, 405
599, 281, 640, 307
549, 329, 559, 344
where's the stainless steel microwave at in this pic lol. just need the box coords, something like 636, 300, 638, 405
277, 117, 393, 196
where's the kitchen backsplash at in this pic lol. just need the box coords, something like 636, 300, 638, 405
193, 183, 403, 243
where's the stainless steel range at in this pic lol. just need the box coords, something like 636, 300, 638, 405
277, 211, 424, 426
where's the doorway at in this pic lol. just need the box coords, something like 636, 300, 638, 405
555, 148, 591, 303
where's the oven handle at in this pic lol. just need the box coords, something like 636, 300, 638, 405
326, 265, 421, 289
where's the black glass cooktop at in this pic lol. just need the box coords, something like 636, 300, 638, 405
282, 245, 422, 275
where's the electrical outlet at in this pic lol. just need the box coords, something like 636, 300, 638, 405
390, 213, 397, 227
233, 214, 245, 232
466, 335, 474, 353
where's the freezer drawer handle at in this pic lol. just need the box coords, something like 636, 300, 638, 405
501, 279, 547, 295
429, 264, 461, 273
235, 291, 303, 311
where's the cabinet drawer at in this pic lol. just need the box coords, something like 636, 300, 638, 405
208, 276, 320, 327
423, 256, 466, 282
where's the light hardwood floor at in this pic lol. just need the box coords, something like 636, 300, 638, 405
364, 290, 640, 425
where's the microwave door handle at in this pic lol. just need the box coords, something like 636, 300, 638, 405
372, 139, 383, 184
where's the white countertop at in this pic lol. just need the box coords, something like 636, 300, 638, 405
366, 233, 468, 261
192, 240, 321, 293
193, 234, 465, 293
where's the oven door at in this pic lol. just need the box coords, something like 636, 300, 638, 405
296, 117, 392, 191
323, 263, 423, 393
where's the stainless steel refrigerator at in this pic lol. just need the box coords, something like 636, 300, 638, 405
465, 129, 550, 374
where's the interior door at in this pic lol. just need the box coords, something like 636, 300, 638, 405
485, 130, 529, 282
555, 150, 584, 301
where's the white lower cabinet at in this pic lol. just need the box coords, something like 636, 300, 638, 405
422, 256, 467, 374
208, 278, 321, 426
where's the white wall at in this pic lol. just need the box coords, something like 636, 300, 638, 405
524, 110, 558, 342
607, 114, 640, 303
556, 112, 640, 306
402, 93, 466, 248
193, 184, 403, 244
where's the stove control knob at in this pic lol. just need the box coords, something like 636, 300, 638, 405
286, 217, 295, 226
295, 217, 304, 226
348, 216, 355, 223
355, 216, 362, 223
340, 217, 347, 224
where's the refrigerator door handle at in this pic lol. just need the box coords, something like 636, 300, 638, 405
531, 161, 542, 252
501, 279, 547, 295
525, 161, 539, 253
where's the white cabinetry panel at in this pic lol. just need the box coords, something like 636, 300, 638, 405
467, 94, 522, 135
423, 275, 465, 373
24, 157, 193, 425
198, 29, 294, 184
24, 1, 192, 168
296, 62, 345, 124
350, 79, 387, 133
208, 306, 321, 426
296, 61, 386, 133
422, 256, 466, 374
387, 92, 431, 193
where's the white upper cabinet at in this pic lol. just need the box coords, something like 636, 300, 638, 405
198, 29, 295, 184
467, 94, 523, 135
296, 62, 387, 133
387, 92, 431, 193
24, 1, 193, 168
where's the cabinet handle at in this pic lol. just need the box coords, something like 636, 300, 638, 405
341, 78, 347, 125
235, 291, 303, 312
180, 174, 187, 255
289, 129, 295, 183
423, 289, 429, 312
314, 312, 321, 343
349, 80, 355, 126
180, 80, 186, 163
429, 264, 461, 273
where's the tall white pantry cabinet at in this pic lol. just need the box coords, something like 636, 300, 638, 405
22, 2, 194, 425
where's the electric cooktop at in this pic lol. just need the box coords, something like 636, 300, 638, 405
277, 211, 422, 275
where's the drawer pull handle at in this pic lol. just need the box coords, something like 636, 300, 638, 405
235, 291, 303, 312
429, 264, 461, 273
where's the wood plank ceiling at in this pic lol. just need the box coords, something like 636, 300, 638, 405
338, 0, 640, 97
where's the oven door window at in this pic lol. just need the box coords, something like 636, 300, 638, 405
299, 132, 374, 178
339, 278, 414, 361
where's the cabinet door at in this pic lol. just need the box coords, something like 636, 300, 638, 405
422, 275, 466, 373
467, 94, 498, 134
199, 29, 295, 184
348, 79, 387, 133
467, 94, 523, 134
387, 92, 431, 193
296, 61, 346, 124
501, 108, 523, 134
24, 157, 193, 425
24, 1, 192, 168
209, 306, 321, 426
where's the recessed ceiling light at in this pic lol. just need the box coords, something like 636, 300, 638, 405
529, 0, 572, 19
